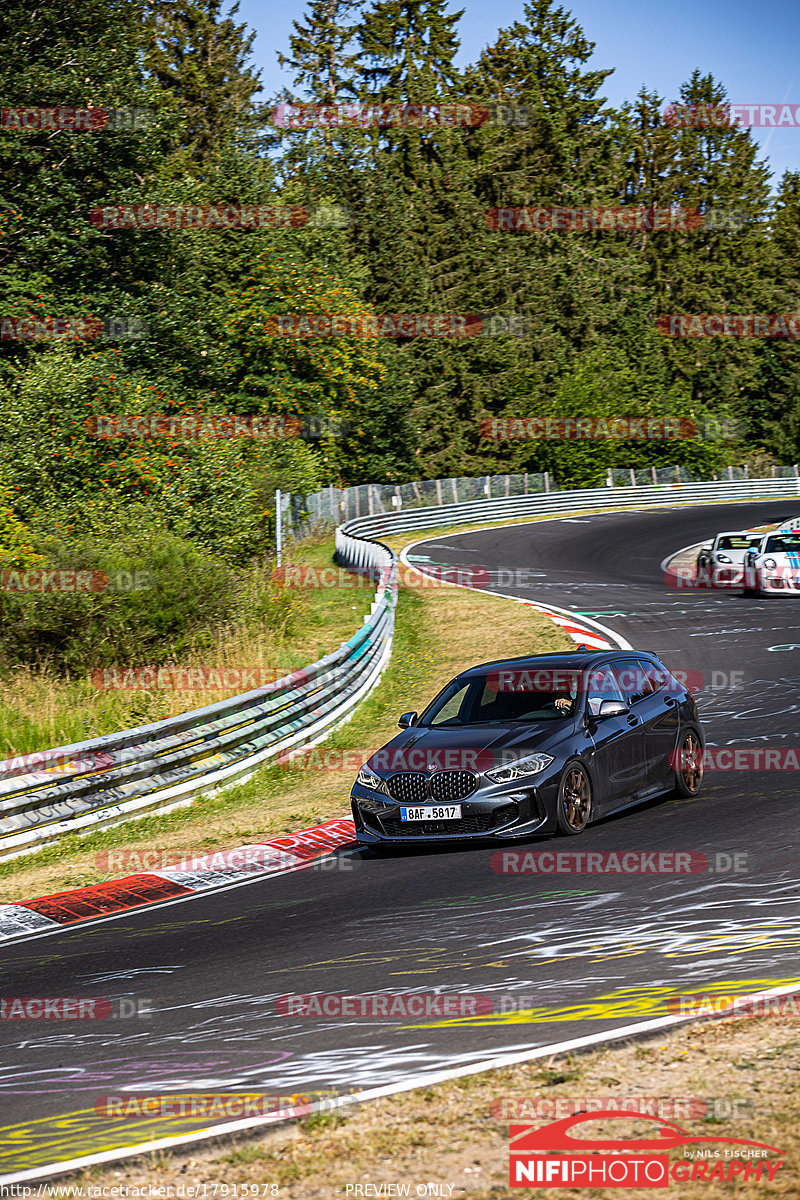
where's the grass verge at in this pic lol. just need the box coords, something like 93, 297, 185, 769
0, 539, 369, 758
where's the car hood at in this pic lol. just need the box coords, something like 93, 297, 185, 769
368, 721, 573, 775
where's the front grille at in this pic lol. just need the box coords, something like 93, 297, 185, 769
385, 773, 428, 804
430, 771, 477, 802
381, 803, 518, 838
385, 770, 478, 804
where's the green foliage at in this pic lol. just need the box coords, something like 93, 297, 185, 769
1, 0, 799, 675
0, 526, 238, 675
144, 0, 264, 173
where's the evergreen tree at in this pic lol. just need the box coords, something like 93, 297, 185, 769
279, 0, 361, 104
144, 0, 263, 172
765, 171, 800, 460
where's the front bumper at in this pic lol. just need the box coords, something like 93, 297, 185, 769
350, 779, 554, 843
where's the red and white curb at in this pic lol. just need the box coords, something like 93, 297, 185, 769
0, 818, 356, 943
519, 599, 618, 650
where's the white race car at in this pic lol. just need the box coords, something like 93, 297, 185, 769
695, 530, 764, 587
743, 531, 800, 594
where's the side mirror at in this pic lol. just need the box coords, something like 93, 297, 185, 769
597, 699, 629, 718
398, 711, 418, 729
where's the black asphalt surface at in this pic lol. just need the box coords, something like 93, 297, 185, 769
2, 500, 800, 1177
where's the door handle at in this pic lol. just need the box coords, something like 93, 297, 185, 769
627, 715, 641, 726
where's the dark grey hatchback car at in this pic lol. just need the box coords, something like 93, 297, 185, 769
350, 650, 703, 845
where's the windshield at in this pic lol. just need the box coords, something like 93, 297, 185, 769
420, 668, 582, 726
717, 534, 762, 550
764, 534, 800, 554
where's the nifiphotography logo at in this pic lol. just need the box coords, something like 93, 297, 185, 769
509, 1111, 785, 1188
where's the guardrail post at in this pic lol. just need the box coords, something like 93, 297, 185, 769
275, 489, 282, 568
544, 471, 549, 493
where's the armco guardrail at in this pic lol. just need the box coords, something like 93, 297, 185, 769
0, 531, 396, 861
334, 475, 800, 539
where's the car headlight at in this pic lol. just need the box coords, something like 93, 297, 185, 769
715, 553, 732, 563
485, 754, 554, 783
763, 557, 777, 569
355, 767, 389, 795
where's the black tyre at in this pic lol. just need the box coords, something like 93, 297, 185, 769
673, 729, 704, 797
556, 761, 593, 835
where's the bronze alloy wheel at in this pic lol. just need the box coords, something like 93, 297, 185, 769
675, 729, 704, 796
556, 762, 592, 835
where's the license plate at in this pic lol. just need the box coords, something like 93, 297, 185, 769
400, 805, 461, 821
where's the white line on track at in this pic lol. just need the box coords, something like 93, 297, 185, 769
3, 980, 799, 1185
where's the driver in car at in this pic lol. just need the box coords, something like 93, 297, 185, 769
555, 674, 579, 712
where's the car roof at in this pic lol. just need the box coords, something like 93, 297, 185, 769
456, 650, 657, 679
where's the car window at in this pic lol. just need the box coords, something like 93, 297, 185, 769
427, 681, 471, 726
765, 534, 800, 554
613, 659, 654, 705
472, 676, 573, 722
642, 661, 669, 692
586, 667, 625, 716
423, 668, 580, 725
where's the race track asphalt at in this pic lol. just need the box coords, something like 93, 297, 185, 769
2, 501, 799, 1177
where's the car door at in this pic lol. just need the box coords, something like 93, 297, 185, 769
615, 658, 678, 791
583, 665, 646, 809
